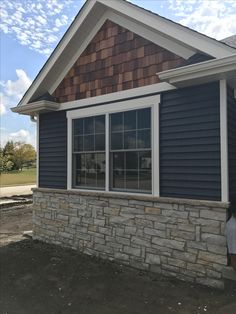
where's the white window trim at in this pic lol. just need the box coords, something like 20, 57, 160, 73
67, 95, 160, 196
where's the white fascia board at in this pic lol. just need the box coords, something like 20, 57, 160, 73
11, 101, 60, 115
98, 0, 236, 58
158, 55, 236, 85
17, 0, 97, 108
60, 82, 175, 111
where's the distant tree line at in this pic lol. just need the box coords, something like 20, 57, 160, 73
0, 141, 36, 173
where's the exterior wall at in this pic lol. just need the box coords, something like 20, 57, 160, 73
33, 189, 228, 288
160, 82, 221, 201
39, 111, 67, 189
53, 20, 184, 102
228, 86, 236, 209
39, 83, 222, 201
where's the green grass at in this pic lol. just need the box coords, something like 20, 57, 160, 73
0, 168, 36, 187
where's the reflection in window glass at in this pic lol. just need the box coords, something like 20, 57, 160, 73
73, 115, 105, 189
110, 108, 152, 193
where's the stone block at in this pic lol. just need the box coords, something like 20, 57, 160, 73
145, 207, 161, 215
70, 217, 81, 225
125, 226, 137, 235
152, 237, 185, 251
114, 252, 130, 261
145, 253, 161, 265
144, 227, 166, 238
198, 251, 227, 265
168, 257, 186, 268
123, 246, 141, 257
131, 236, 151, 247
173, 250, 196, 263
201, 233, 226, 246
171, 229, 195, 241
200, 209, 226, 221
104, 207, 120, 216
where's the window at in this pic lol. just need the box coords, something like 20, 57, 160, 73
72, 115, 105, 189
68, 95, 160, 195
110, 108, 152, 193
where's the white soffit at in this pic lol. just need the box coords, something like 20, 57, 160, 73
16, 0, 236, 109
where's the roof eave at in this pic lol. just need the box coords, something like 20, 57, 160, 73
158, 55, 236, 88
11, 100, 60, 116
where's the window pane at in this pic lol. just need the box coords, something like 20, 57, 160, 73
96, 153, 105, 171
139, 171, 152, 191
74, 119, 83, 135
113, 170, 125, 189
111, 112, 123, 132
84, 117, 94, 134
124, 131, 136, 149
84, 135, 94, 151
138, 108, 151, 129
137, 130, 151, 149
95, 134, 105, 151
86, 169, 96, 187
97, 172, 105, 188
124, 110, 136, 131
86, 153, 96, 169
95, 115, 105, 133
126, 152, 138, 170
111, 132, 123, 150
113, 152, 124, 170
75, 170, 86, 186
139, 151, 151, 170
74, 136, 83, 152
126, 170, 138, 190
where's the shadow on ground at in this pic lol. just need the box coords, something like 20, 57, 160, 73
0, 239, 236, 314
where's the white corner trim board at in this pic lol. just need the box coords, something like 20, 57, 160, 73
66, 94, 160, 197
220, 79, 229, 203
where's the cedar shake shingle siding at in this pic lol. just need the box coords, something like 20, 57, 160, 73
53, 20, 184, 103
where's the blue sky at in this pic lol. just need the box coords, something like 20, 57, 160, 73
0, 0, 236, 147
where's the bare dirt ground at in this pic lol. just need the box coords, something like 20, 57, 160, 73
0, 208, 236, 314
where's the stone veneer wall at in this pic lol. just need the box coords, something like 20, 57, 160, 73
33, 188, 229, 288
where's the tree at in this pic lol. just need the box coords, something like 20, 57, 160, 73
13, 143, 36, 171
0, 150, 14, 172
2, 141, 16, 168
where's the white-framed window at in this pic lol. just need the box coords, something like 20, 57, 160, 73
67, 95, 160, 196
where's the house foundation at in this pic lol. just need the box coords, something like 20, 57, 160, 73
32, 188, 229, 289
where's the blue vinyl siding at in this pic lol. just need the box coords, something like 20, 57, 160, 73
228, 86, 236, 208
39, 111, 67, 189
160, 82, 221, 201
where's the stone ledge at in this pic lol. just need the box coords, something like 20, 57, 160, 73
33, 188, 229, 209
222, 266, 236, 281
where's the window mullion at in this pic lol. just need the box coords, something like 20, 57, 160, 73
105, 113, 109, 192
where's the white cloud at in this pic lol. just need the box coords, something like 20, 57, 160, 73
166, 0, 236, 40
0, 128, 36, 147
0, 103, 7, 115
4, 69, 31, 100
0, 0, 77, 56
0, 69, 32, 113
